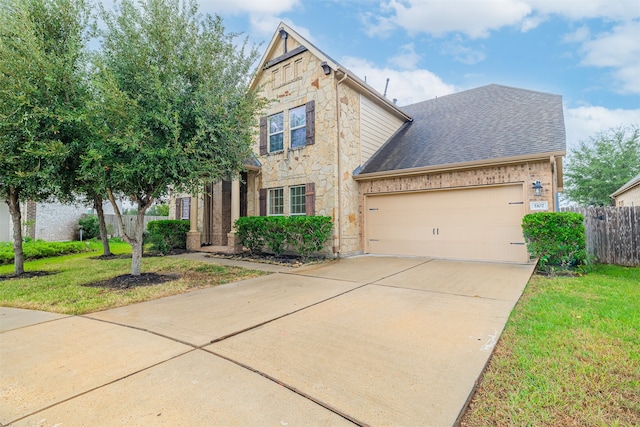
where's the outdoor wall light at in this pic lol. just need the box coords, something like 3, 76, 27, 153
532, 180, 543, 197
321, 61, 331, 75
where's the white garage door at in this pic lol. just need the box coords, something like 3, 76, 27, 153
365, 185, 527, 262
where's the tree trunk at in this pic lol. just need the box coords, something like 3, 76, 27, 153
93, 194, 112, 256
129, 204, 149, 276
7, 188, 25, 275
106, 189, 153, 276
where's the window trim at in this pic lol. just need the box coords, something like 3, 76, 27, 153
289, 105, 306, 150
268, 112, 284, 153
289, 185, 306, 216
268, 187, 284, 216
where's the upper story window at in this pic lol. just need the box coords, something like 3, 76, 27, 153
268, 112, 284, 152
260, 101, 315, 155
290, 106, 306, 149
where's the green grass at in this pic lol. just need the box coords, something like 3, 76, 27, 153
462, 264, 640, 426
0, 241, 269, 315
0, 239, 102, 264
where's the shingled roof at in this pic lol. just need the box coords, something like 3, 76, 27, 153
358, 84, 566, 175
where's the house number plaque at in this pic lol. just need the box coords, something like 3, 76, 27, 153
529, 201, 549, 211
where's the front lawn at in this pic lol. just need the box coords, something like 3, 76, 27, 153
462, 264, 640, 426
0, 242, 269, 315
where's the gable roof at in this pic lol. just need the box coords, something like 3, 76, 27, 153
611, 172, 640, 197
357, 84, 566, 177
250, 22, 411, 121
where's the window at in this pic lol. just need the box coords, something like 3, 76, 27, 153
178, 197, 190, 220
259, 101, 314, 155
268, 188, 284, 215
290, 185, 306, 215
290, 106, 306, 149
268, 112, 284, 152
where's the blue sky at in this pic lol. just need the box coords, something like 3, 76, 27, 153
105, 0, 640, 153
207, 0, 640, 153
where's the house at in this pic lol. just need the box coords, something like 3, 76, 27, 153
171, 23, 566, 263
0, 199, 119, 242
611, 172, 640, 206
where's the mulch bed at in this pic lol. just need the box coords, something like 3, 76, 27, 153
82, 272, 179, 289
0, 270, 57, 281
205, 251, 326, 267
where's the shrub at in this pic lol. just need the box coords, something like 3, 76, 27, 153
0, 240, 95, 265
78, 215, 100, 240
146, 220, 190, 254
522, 212, 587, 274
234, 216, 333, 259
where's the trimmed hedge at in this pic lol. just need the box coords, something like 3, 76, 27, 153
235, 216, 333, 259
522, 212, 587, 274
146, 220, 190, 254
0, 240, 95, 265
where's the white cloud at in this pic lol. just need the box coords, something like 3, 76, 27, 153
341, 56, 456, 105
388, 43, 421, 70
201, 0, 300, 15
564, 105, 640, 151
578, 20, 640, 94
440, 37, 486, 65
200, 0, 303, 37
364, 0, 640, 38
376, 0, 532, 39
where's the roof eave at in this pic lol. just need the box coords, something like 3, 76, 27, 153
354, 151, 566, 181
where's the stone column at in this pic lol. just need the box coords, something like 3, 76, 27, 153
186, 194, 201, 251
226, 177, 242, 253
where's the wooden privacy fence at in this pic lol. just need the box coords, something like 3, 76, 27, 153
562, 206, 640, 266
103, 215, 168, 238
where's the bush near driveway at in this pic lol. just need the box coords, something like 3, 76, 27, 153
235, 216, 333, 259
522, 212, 587, 274
146, 219, 190, 254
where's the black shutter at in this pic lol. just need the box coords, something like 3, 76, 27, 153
175, 198, 181, 220
305, 100, 315, 146
259, 188, 267, 216
259, 116, 267, 155
305, 182, 315, 216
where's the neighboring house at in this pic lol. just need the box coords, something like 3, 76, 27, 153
0, 202, 10, 241
611, 172, 640, 206
171, 23, 566, 263
1, 199, 119, 242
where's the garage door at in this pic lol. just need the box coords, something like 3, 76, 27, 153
365, 185, 527, 262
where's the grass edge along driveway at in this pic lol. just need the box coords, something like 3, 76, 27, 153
462, 264, 640, 427
0, 243, 269, 315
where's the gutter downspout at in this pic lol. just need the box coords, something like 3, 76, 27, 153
334, 68, 348, 256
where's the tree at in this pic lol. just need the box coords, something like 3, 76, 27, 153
85, 0, 265, 275
0, 0, 89, 274
564, 125, 640, 206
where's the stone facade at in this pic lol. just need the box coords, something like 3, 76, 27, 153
172, 23, 564, 260
250, 26, 407, 255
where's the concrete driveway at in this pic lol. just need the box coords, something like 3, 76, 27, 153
1, 256, 534, 426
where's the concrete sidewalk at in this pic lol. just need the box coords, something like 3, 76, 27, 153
1, 256, 534, 426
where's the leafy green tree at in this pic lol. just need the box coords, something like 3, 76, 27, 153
564, 125, 640, 206
85, 0, 265, 275
0, 0, 89, 273
147, 203, 170, 216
